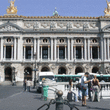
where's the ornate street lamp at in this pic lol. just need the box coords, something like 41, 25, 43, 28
12, 67, 16, 86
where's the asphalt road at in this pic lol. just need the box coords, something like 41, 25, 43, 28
0, 86, 110, 110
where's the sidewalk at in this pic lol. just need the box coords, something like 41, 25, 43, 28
0, 88, 110, 110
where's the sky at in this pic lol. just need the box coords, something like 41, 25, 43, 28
0, 0, 108, 17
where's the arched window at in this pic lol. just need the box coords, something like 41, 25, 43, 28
43, 38, 47, 43
75, 67, 83, 74
60, 39, 64, 43
92, 67, 99, 73
26, 38, 31, 43
92, 39, 97, 43
41, 67, 50, 72
58, 67, 66, 74
76, 38, 81, 43
7, 38, 11, 42
24, 67, 32, 80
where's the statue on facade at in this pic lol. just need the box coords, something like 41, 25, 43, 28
6, 0, 18, 14
104, 0, 110, 16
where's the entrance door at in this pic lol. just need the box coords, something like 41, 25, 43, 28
5, 67, 12, 81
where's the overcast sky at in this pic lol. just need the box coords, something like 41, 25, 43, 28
0, 0, 108, 17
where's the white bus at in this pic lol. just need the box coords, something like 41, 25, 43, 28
36, 72, 55, 92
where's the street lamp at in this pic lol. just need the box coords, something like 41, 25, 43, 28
12, 67, 16, 86
33, 53, 38, 89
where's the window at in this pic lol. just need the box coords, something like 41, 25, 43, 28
42, 47, 48, 59
6, 46, 11, 58
92, 39, 97, 43
60, 39, 64, 43
26, 38, 31, 43
76, 39, 81, 43
59, 47, 65, 59
26, 46, 31, 59
76, 46, 81, 59
7, 38, 11, 42
92, 47, 98, 59
43, 39, 47, 43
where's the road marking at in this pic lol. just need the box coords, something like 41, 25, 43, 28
9, 92, 23, 98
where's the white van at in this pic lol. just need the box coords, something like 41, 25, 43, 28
36, 72, 55, 92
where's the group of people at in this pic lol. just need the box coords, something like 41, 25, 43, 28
69, 72, 101, 106
23, 79, 32, 92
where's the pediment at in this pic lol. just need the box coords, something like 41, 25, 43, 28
0, 22, 23, 32
102, 24, 110, 32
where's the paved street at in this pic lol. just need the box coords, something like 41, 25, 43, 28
0, 86, 110, 110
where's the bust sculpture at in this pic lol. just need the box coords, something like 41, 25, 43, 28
6, 0, 18, 14
104, 0, 110, 15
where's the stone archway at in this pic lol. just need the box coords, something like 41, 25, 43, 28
58, 67, 66, 74
5, 67, 12, 81
24, 67, 32, 80
41, 67, 50, 72
92, 67, 99, 73
75, 67, 83, 74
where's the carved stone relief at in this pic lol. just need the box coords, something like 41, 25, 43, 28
67, 22, 73, 29
50, 22, 57, 29
33, 22, 40, 30
83, 22, 89, 31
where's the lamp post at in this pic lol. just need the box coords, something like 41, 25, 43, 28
12, 67, 16, 86
33, 53, 38, 89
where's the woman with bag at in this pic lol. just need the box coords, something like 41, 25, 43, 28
92, 75, 100, 102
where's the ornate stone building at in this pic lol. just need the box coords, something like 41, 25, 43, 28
0, 0, 110, 83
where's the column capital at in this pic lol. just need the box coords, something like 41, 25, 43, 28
23, 45, 26, 48
4, 45, 6, 47
73, 45, 76, 48
48, 45, 50, 48
40, 45, 42, 47
90, 46, 92, 48
97, 46, 100, 48
65, 45, 67, 47
11, 45, 13, 47
31, 45, 33, 48
81, 45, 83, 48
57, 45, 59, 48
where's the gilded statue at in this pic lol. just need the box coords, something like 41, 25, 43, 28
6, 0, 18, 14
104, 0, 110, 15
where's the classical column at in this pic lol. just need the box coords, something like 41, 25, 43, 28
74, 46, 76, 59
37, 38, 40, 61
84, 38, 86, 60
107, 38, 109, 60
3, 45, 6, 60
81, 46, 83, 59
54, 38, 56, 61
23, 46, 26, 60
65, 45, 67, 60
98, 46, 100, 59
14, 38, 16, 60
100, 37, 103, 61
68, 38, 70, 60
48, 45, 50, 60
104, 38, 106, 60
40, 46, 42, 61
31, 45, 33, 60
11, 45, 13, 59
1, 38, 3, 60
57, 45, 59, 60
88, 39, 90, 60
71, 39, 73, 61
51, 38, 53, 61
34, 38, 36, 54
90, 46, 92, 60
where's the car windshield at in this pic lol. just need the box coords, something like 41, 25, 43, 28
40, 76, 55, 81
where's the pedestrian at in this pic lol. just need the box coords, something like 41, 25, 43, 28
92, 75, 100, 102
81, 72, 91, 106
23, 79, 27, 91
27, 79, 32, 92
69, 79, 73, 91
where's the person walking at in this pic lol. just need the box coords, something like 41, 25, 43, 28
92, 75, 100, 102
23, 79, 27, 91
27, 79, 32, 92
69, 79, 73, 91
88, 75, 92, 100
81, 72, 91, 106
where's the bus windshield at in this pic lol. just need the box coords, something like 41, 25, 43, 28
40, 75, 55, 81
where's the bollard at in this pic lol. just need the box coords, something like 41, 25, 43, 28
56, 90, 63, 110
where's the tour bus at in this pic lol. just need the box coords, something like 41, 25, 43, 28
55, 73, 110, 82
36, 72, 55, 92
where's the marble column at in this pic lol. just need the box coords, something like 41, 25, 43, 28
100, 37, 103, 61
68, 38, 70, 60
71, 39, 73, 61
74, 46, 76, 59
34, 38, 36, 54
84, 38, 86, 60
54, 38, 56, 61
98, 46, 100, 59
88, 39, 90, 60
40, 46, 42, 61
3, 45, 6, 60
51, 38, 53, 61
104, 38, 106, 60
11, 45, 13, 60
23, 46, 26, 60
37, 38, 40, 61
81, 46, 83, 59
107, 38, 109, 60
14, 38, 16, 60
65, 45, 66, 60
48, 45, 50, 60
1, 38, 3, 60
90, 46, 92, 60
31, 45, 33, 60
57, 46, 59, 60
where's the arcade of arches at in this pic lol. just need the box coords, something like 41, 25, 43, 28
58, 67, 66, 74
75, 67, 83, 74
41, 67, 50, 72
92, 67, 99, 73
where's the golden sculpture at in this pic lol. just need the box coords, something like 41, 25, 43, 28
6, 0, 18, 14
104, 0, 110, 15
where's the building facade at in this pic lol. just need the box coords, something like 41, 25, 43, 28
0, 1, 110, 83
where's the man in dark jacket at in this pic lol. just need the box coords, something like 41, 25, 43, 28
88, 75, 92, 100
